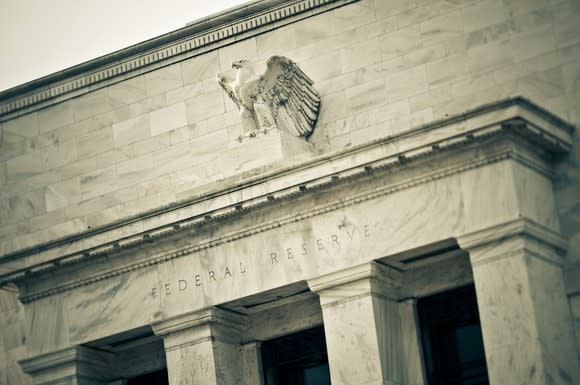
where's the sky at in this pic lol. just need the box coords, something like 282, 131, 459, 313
0, 0, 249, 92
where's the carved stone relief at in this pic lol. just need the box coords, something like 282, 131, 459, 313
217, 56, 320, 139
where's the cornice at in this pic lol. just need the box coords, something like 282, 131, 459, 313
152, 307, 246, 337
19, 345, 115, 375
1, 97, 572, 265
0, 0, 358, 121
1, 98, 574, 302
457, 218, 567, 253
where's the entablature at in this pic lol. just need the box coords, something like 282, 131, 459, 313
0, 97, 574, 302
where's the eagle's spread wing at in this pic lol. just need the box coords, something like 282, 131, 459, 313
217, 75, 240, 110
260, 56, 320, 137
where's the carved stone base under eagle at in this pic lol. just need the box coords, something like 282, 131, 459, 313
217, 56, 320, 139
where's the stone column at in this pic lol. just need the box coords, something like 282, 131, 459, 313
19, 345, 116, 385
152, 307, 246, 385
459, 221, 580, 385
241, 341, 264, 385
308, 262, 425, 385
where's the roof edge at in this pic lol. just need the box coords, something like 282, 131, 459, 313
0, 0, 357, 120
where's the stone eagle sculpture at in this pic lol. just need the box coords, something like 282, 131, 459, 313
216, 56, 320, 138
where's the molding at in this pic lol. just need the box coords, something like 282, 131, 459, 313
457, 217, 567, 254
152, 306, 246, 337
307, 261, 400, 293
17, 151, 511, 303
152, 306, 247, 350
457, 218, 568, 267
19, 345, 115, 376
0, 0, 358, 121
1, 98, 574, 302
0, 97, 570, 266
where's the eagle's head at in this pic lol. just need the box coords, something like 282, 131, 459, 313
232, 59, 250, 69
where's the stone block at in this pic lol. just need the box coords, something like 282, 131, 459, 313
76, 126, 114, 159
373, 0, 417, 19
45, 177, 81, 212
462, 0, 508, 32
37, 102, 74, 133
1, 112, 38, 140
0, 161, 5, 186
116, 153, 155, 187
182, 51, 220, 85
73, 90, 119, 122
0, 188, 46, 223
426, 53, 469, 86
6, 151, 44, 181
510, 25, 556, 62
299, 52, 342, 83
257, 24, 297, 59
218, 38, 258, 72
145, 62, 183, 97
149, 102, 187, 137
420, 9, 465, 43
132, 133, 172, 157
42, 139, 77, 170
29, 208, 65, 232
80, 166, 117, 201
108, 75, 147, 105
379, 24, 422, 61
166, 78, 215, 105
185, 91, 225, 123
91, 105, 130, 131
340, 38, 382, 73
346, 79, 388, 114
113, 114, 150, 147
129, 94, 167, 117
219, 129, 314, 178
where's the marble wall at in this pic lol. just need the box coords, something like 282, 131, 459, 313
1, 0, 579, 266
1, 0, 580, 382
0, 289, 31, 385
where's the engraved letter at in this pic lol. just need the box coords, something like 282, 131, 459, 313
331, 234, 340, 247
178, 280, 187, 291
271, 252, 279, 264
165, 283, 171, 295
152, 287, 157, 298
364, 224, 370, 238
317, 239, 324, 251
240, 262, 247, 274
195, 275, 202, 287
209, 271, 217, 281
224, 266, 232, 278
301, 243, 308, 255
287, 247, 294, 260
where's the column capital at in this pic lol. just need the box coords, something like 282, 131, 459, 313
152, 307, 246, 351
19, 345, 116, 385
457, 218, 567, 267
308, 261, 402, 306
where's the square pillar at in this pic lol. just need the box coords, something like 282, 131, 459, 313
459, 223, 580, 385
19, 345, 116, 385
152, 307, 246, 385
241, 341, 265, 385
308, 262, 425, 385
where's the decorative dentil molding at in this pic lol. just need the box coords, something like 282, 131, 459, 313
217, 55, 320, 138
0, 0, 354, 121
1, 98, 575, 302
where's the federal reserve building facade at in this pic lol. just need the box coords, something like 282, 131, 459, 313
1, 0, 579, 384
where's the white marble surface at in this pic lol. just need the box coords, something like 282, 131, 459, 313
308, 262, 425, 385
464, 235, 579, 385
1, 0, 579, 383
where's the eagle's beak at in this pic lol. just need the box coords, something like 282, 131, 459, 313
232, 62, 240, 69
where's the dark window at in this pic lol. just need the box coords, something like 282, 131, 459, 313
261, 326, 331, 385
127, 369, 169, 385
418, 285, 489, 385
